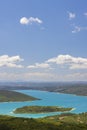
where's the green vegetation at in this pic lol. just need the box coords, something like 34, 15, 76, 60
14, 106, 72, 114
42, 112, 87, 124
0, 90, 38, 102
0, 113, 87, 130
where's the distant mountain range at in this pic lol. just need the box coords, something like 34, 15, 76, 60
0, 81, 87, 96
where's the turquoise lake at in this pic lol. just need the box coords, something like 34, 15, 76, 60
0, 90, 87, 118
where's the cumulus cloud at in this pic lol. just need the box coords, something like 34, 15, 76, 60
27, 63, 50, 69
0, 55, 24, 68
47, 54, 87, 69
67, 11, 76, 20
72, 25, 87, 33
0, 54, 87, 81
27, 54, 87, 70
20, 17, 43, 25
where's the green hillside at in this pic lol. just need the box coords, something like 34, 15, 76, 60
0, 90, 38, 102
0, 113, 87, 130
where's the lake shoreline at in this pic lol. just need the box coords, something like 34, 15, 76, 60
0, 90, 87, 118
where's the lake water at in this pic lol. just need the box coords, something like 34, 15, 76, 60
0, 90, 87, 118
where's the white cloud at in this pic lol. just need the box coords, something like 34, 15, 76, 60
20, 17, 43, 25
23, 72, 54, 81
72, 26, 81, 33
20, 17, 29, 24
47, 54, 87, 69
67, 11, 76, 20
72, 25, 87, 33
70, 64, 87, 69
27, 54, 87, 70
65, 72, 87, 81
0, 71, 87, 81
0, 72, 55, 81
0, 55, 24, 68
0, 54, 87, 81
27, 63, 50, 69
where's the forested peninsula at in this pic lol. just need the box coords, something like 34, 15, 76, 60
0, 90, 38, 102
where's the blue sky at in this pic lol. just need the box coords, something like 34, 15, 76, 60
0, 0, 87, 81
